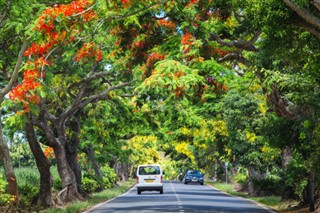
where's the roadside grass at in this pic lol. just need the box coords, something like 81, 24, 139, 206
44, 179, 135, 213
206, 181, 299, 212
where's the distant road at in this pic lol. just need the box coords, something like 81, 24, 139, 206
85, 180, 277, 213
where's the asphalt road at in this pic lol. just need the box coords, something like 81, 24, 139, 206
84, 180, 276, 213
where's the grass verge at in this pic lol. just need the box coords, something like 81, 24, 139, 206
43, 179, 135, 213
206, 181, 299, 212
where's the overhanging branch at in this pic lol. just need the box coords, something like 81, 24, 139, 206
283, 0, 320, 30
210, 32, 259, 52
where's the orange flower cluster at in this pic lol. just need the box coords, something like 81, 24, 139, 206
24, 42, 53, 57
181, 32, 194, 45
146, 53, 165, 67
36, 0, 94, 33
157, 19, 176, 29
133, 40, 144, 49
10, 0, 102, 113
214, 48, 232, 57
74, 42, 103, 62
144, 53, 165, 77
181, 32, 194, 58
43, 147, 55, 159
9, 68, 42, 108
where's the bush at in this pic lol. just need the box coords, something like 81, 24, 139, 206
284, 154, 308, 199
253, 174, 282, 196
82, 175, 100, 193
101, 165, 117, 188
16, 168, 40, 206
233, 170, 248, 185
0, 174, 12, 205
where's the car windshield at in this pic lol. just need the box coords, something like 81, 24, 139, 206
187, 170, 202, 175
138, 166, 160, 175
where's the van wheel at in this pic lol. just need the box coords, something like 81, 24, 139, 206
137, 189, 141, 194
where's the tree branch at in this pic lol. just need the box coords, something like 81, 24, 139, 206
0, 37, 28, 100
210, 32, 259, 52
76, 80, 136, 112
294, 20, 320, 39
313, 0, 320, 11
217, 52, 249, 64
283, 0, 320, 30
104, 0, 169, 21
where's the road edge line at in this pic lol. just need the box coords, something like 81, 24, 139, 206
206, 183, 278, 213
82, 184, 136, 213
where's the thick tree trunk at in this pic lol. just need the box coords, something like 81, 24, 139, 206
53, 143, 84, 203
66, 143, 83, 195
0, 118, 19, 203
66, 116, 84, 195
25, 121, 53, 207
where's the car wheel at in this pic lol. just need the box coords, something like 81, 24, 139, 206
200, 182, 204, 185
184, 182, 188, 184
137, 189, 141, 194
160, 189, 163, 194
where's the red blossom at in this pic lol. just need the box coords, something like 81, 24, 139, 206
181, 32, 193, 45
43, 147, 55, 159
157, 19, 176, 29
74, 42, 103, 63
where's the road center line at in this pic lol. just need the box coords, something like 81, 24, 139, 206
170, 181, 184, 212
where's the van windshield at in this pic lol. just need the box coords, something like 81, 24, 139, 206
138, 166, 160, 175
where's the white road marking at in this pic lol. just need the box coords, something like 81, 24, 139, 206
170, 181, 184, 212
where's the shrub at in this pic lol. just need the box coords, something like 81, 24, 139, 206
16, 168, 40, 206
253, 174, 282, 196
0, 174, 12, 205
233, 169, 248, 185
101, 165, 117, 188
82, 176, 100, 193
284, 154, 308, 199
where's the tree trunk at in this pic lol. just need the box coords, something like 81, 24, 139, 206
214, 160, 218, 181
247, 166, 265, 196
25, 120, 53, 207
308, 170, 315, 212
115, 162, 128, 181
281, 146, 291, 170
0, 116, 19, 203
66, 116, 84, 195
83, 145, 103, 180
281, 146, 294, 199
53, 143, 84, 204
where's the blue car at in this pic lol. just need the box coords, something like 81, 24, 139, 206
184, 170, 204, 185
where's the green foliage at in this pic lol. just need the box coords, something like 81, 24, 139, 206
253, 174, 283, 196
233, 168, 248, 185
284, 153, 308, 199
0, 173, 12, 205
15, 167, 40, 207
101, 164, 117, 188
82, 165, 117, 193
82, 176, 100, 193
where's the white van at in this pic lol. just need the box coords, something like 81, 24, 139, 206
136, 164, 164, 194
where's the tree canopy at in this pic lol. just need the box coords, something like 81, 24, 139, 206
1, 0, 320, 212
